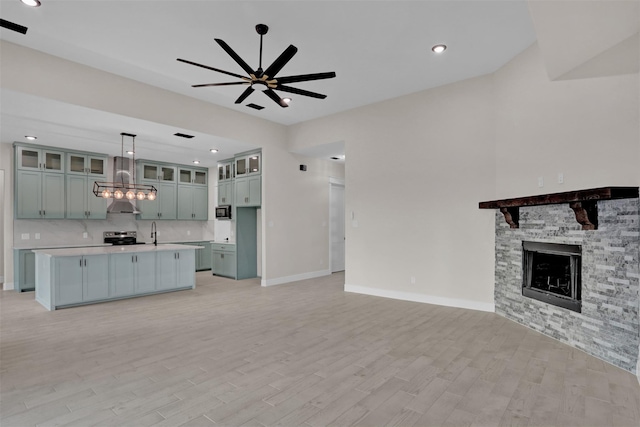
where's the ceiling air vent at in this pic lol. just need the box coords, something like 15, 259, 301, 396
0, 19, 28, 34
247, 103, 264, 110
174, 132, 194, 139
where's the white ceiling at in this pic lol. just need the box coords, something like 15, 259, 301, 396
0, 0, 537, 166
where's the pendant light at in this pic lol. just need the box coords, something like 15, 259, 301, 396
93, 133, 157, 200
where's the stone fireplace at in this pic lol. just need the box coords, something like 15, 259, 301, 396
480, 187, 639, 374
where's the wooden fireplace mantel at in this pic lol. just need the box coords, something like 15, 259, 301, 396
479, 186, 639, 230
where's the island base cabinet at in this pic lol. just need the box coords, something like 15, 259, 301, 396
110, 252, 156, 297
56, 255, 109, 306
157, 250, 195, 291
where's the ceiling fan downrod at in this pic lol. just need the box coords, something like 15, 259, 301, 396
256, 24, 269, 76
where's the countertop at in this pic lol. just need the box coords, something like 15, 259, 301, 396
32, 244, 202, 257
14, 243, 112, 250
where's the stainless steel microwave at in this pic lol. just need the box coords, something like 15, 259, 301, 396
215, 205, 232, 220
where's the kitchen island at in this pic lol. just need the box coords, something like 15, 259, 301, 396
33, 244, 200, 310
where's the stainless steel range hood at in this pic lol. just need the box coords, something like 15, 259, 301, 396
107, 157, 142, 214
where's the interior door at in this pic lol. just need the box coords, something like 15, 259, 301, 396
330, 183, 345, 272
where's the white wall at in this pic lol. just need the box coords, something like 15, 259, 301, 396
494, 43, 640, 196
287, 41, 638, 311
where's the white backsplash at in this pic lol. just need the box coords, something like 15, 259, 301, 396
13, 214, 215, 249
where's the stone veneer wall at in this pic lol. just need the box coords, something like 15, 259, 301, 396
494, 198, 639, 373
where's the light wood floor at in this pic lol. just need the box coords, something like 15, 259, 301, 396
1, 272, 639, 427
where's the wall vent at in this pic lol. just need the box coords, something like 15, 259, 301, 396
247, 103, 264, 110
0, 19, 28, 34
174, 132, 194, 139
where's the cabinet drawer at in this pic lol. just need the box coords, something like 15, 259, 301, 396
211, 243, 235, 252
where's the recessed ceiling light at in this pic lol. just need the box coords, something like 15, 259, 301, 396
193, 160, 200, 164
20, 0, 41, 7
25, 135, 37, 140
210, 149, 218, 153
432, 44, 447, 54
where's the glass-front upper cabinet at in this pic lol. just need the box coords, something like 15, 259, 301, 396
66, 153, 107, 177
217, 161, 234, 182
141, 163, 175, 182
235, 153, 261, 177
179, 168, 207, 185
16, 147, 64, 173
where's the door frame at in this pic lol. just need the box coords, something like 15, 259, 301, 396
329, 177, 345, 273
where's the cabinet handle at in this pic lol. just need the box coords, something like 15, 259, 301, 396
136, 255, 138, 262
177, 253, 180, 259
43, 210, 45, 216
79, 259, 82, 267
84, 259, 87, 267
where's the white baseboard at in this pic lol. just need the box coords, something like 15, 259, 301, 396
344, 284, 495, 313
3, 282, 15, 291
261, 269, 331, 287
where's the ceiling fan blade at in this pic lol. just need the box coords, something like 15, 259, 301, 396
263, 89, 289, 108
277, 72, 336, 84
235, 86, 255, 104
276, 85, 327, 99
215, 38, 255, 76
263, 45, 298, 79
192, 82, 250, 88
177, 58, 249, 80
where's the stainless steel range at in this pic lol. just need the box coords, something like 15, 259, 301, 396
103, 231, 145, 245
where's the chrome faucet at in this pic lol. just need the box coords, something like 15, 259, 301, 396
151, 221, 157, 246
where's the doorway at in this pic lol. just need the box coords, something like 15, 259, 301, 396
330, 179, 345, 272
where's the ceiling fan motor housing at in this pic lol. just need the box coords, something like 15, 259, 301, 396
255, 24, 269, 35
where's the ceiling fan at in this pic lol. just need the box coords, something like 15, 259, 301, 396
177, 24, 336, 108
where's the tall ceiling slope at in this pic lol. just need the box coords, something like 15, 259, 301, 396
529, 0, 639, 80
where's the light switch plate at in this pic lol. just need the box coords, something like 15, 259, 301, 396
21, 233, 29, 240
35, 233, 41, 240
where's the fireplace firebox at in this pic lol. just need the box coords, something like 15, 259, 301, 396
522, 241, 582, 313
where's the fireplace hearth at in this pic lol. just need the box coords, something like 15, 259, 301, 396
522, 241, 581, 313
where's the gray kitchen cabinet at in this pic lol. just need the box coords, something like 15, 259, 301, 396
235, 153, 261, 177
178, 167, 207, 186
14, 249, 36, 292
139, 162, 176, 182
66, 175, 107, 219
137, 181, 177, 220
156, 250, 195, 291
217, 180, 233, 206
16, 170, 66, 219
184, 242, 212, 271
235, 175, 261, 207
16, 146, 64, 173
66, 153, 107, 177
211, 243, 236, 278
178, 184, 208, 220
56, 255, 109, 305
110, 251, 156, 296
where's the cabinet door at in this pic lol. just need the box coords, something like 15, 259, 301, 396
192, 186, 208, 220
247, 154, 261, 175
109, 253, 136, 297
212, 251, 224, 276
235, 177, 248, 207
177, 186, 194, 220
136, 180, 160, 219
236, 158, 247, 176
224, 252, 237, 278
56, 257, 84, 306
135, 252, 156, 294
158, 183, 177, 219
156, 251, 177, 290
218, 181, 233, 205
178, 168, 193, 185
86, 188, 107, 219
16, 170, 42, 218
42, 151, 64, 173
199, 243, 212, 271
247, 176, 261, 206
193, 170, 207, 185
142, 164, 159, 180
87, 156, 107, 177
42, 173, 65, 219
17, 147, 42, 171
160, 166, 176, 182
20, 250, 36, 291
83, 255, 109, 301
177, 250, 195, 288
66, 175, 87, 219
67, 153, 88, 175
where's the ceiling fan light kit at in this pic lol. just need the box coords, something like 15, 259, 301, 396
178, 23, 336, 109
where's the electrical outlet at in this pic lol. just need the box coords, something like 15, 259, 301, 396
21, 233, 29, 240
35, 233, 41, 240
411, 276, 416, 284
187, 230, 191, 236
558, 172, 564, 184
83, 232, 88, 239
538, 176, 544, 188
351, 220, 359, 228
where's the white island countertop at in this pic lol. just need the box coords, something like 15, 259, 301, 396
32, 244, 202, 257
